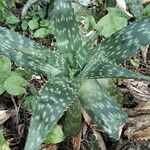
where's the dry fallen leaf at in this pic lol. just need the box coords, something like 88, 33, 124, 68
127, 80, 150, 101
141, 0, 150, 4
0, 110, 11, 125
125, 100, 150, 141
42, 145, 57, 150
81, 108, 91, 125
72, 130, 82, 150
92, 129, 107, 150
116, 0, 127, 11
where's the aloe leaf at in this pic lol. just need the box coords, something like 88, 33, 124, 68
78, 60, 150, 81
63, 99, 81, 138
79, 79, 128, 139
87, 18, 150, 65
0, 27, 63, 76
76, 31, 99, 67
125, 0, 143, 18
25, 76, 79, 150
52, 0, 82, 57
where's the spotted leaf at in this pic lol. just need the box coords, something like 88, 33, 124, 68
24, 76, 79, 150
79, 79, 128, 139
52, 0, 82, 57
63, 99, 81, 138
0, 27, 65, 76
78, 60, 150, 81
76, 31, 99, 68
87, 18, 150, 65
125, 0, 143, 18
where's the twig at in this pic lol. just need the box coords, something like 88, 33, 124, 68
11, 96, 19, 126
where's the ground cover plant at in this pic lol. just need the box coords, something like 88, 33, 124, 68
0, 0, 150, 149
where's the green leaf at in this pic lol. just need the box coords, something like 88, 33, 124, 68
0, 27, 62, 76
0, 55, 11, 94
0, 55, 11, 73
0, 130, 10, 150
141, 4, 150, 17
40, 19, 51, 27
78, 60, 150, 81
4, 75, 28, 95
21, 20, 28, 31
0, 85, 4, 95
79, 79, 128, 139
34, 28, 49, 38
52, 0, 82, 56
88, 18, 150, 66
24, 95, 36, 110
0, 130, 5, 145
0, 0, 6, 12
28, 18, 39, 30
84, 15, 96, 31
6, 15, 20, 25
24, 76, 79, 150
95, 7, 128, 37
63, 99, 81, 138
125, 0, 143, 18
45, 124, 64, 144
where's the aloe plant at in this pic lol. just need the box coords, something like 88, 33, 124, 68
0, 0, 150, 149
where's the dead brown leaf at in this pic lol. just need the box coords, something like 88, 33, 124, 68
81, 108, 91, 125
125, 101, 150, 141
42, 145, 57, 150
72, 129, 82, 150
92, 129, 107, 150
141, 0, 150, 4
0, 110, 11, 125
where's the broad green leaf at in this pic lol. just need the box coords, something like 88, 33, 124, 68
0, 85, 4, 95
84, 15, 96, 31
0, 27, 63, 76
25, 76, 79, 150
95, 7, 128, 37
6, 14, 20, 25
0, 0, 6, 12
34, 28, 50, 38
0, 56, 11, 94
87, 18, 150, 65
0, 130, 5, 145
24, 95, 36, 110
4, 75, 28, 95
21, 20, 28, 31
28, 18, 39, 30
0, 55, 11, 72
125, 0, 143, 18
52, 0, 82, 57
63, 99, 81, 138
141, 4, 150, 17
0, 130, 10, 150
40, 19, 51, 27
45, 124, 64, 144
78, 60, 150, 81
79, 79, 128, 139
